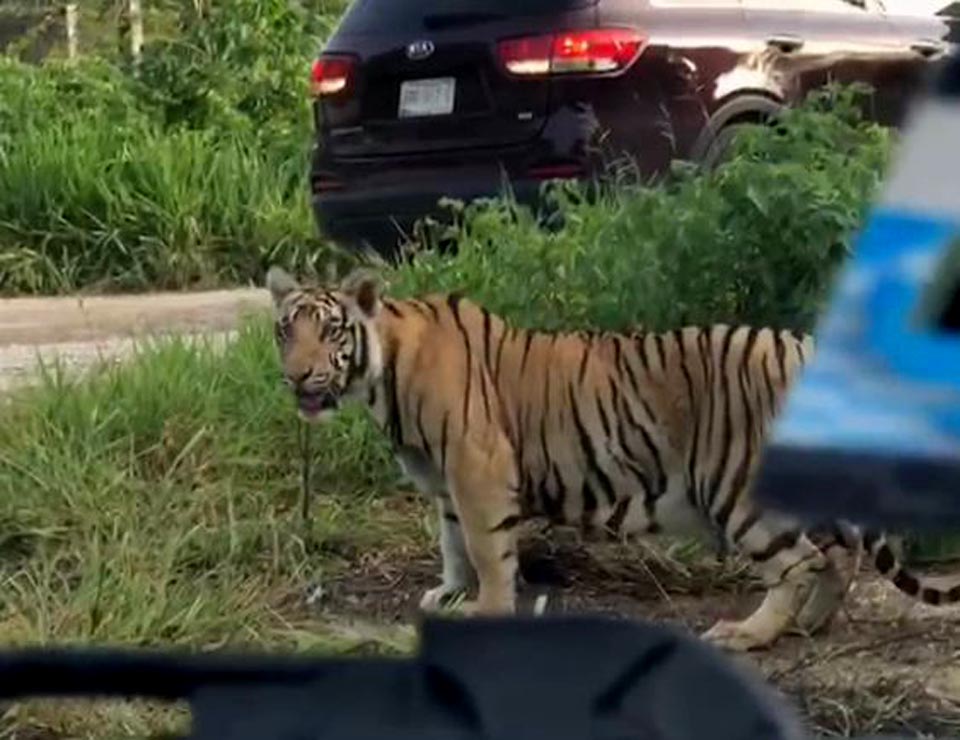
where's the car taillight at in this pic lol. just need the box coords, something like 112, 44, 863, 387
527, 162, 585, 180
311, 55, 355, 98
498, 28, 646, 77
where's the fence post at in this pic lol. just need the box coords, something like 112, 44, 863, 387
64, 2, 78, 61
128, 0, 143, 65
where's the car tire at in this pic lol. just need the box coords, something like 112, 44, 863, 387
701, 122, 754, 170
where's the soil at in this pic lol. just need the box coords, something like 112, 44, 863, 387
316, 505, 960, 739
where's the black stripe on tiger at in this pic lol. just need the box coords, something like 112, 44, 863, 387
605, 497, 632, 537
448, 295, 473, 429
862, 533, 960, 606
578, 340, 591, 385
481, 308, 493, 371
521, 333, 536, 377
478, 366, 493, 423
874, 543, 896, 574
731, 509, 760, 545
634, 334, 650, 373
716, 330, 760, 533
750, 530, 799, 563
580, 481, 598, 529
618, 390, 666, 496
494, 326, 509, 383
569, 384, 617, 506
618, 338, 643, 399
773, 331, 788, 383
345, 323, 368, 388
382, 300, 403, 318
490, 514, 521, 533
415, 395, 434, 463
439, 412, 450, 474
383, 352, 404, 446
707, 326, 737, 511
654, 334, 667, 373
893, 570, 920, 597
547, 464, 566, 521
538, 373, 555, 515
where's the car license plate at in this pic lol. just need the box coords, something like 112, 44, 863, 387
398, 77, 456, 118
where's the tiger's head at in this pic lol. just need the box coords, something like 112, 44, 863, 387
266, 266, 384, 422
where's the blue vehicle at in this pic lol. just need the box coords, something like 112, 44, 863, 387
756, 52, 960, 531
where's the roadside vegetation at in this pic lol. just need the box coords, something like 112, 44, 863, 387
0, 0, 350, 294
0, 0, 886, 302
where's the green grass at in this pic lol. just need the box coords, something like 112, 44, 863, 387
0, 117, 325, 293
0, 318, 420, 737
0, 57, 348, 295
0, 0, 356, 296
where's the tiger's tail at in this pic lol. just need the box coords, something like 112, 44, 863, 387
863, 530, 960, 606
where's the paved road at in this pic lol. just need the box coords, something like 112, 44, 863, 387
0, 289, 271, 391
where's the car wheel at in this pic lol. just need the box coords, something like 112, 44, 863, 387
701, 122, 754, 170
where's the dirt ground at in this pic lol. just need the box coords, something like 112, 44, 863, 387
316, 498, 960, 739
3, 289, 960, 738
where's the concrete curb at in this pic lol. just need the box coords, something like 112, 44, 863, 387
0, 288, 272, 391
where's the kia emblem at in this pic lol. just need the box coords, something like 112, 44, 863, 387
406, 40, 435, 61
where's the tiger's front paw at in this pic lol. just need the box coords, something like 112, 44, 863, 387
418, 585, 467, 613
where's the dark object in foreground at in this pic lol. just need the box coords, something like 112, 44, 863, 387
1, 616, 803, 740
757, 446, 960, 532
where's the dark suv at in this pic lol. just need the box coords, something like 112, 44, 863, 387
309, 0, 955, 256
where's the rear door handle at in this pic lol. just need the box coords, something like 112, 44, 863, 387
767, 34, 805, 53
910, 39, 945, 58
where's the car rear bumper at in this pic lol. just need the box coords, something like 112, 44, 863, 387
311, 165, 559, 257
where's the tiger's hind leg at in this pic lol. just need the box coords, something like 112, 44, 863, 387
791, 526, 860, 636
702, 509, 834, 651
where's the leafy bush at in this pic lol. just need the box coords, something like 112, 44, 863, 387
134, 0, 337, 141
390, 85, 892, 333
0, 56, 348, 294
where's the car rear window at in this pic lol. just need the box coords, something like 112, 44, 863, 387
338, 0, 597, 33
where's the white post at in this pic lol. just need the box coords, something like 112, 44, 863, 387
65, 3, 78, 61
128, 0, 143, 64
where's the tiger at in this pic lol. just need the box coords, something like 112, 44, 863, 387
265, 265, 960, 652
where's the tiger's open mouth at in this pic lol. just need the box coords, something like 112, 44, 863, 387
297, 391, 340, 419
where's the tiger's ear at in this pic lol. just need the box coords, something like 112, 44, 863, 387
265, 266, 300, 308
340, 268, 383, 319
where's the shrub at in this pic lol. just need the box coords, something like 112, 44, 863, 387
0, 1, 352, 295
389, 85, 893, 334
134, 0, 344, 140
0, 56, 349, 294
